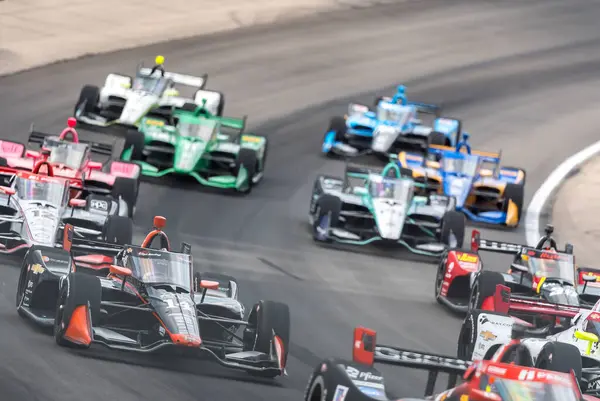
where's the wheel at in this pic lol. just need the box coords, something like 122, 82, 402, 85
258, 136, 269, 177
214, 91, 225, 116
428, 131, 447, 146
435, 251, 449, 303
102, 215, 133, 245
305, 368, 327, 401
236, 148, 258, 194
122, 130, 145, 161
327, 116, 347, 143
111, 176, 139, 218
457, 312, 476, 359
440, 210, 466, 248
243, 300, 291, 378
54, 272, 101, 348
75, 85, 100, 116
468, 271, 505, 311
312, 195, 342, 242
535, 342, 582, 381
503, 183, 525, 226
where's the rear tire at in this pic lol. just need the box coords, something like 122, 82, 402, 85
54, 272, 101, 348
535, 342, 582, 382
428, 131, 447, 146
328, 116, 347, 143
103, 215, 133, 245
503, 183, 525, 225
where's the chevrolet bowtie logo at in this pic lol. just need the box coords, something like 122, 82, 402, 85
480, 331, 497, 341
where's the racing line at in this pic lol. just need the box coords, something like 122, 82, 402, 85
1, 0, 600, 400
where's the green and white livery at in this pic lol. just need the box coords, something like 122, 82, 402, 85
120, 103, 267, 194
308, 161, 466, 256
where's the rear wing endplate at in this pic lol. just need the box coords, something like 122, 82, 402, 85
28, 128, 114, 157
353, 327, 470, 397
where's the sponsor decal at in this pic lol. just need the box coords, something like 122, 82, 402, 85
90, 199, 109, 211
241, 135, 261, 143
486, 365, 507, 376
138, 251, 162, 257
480, 330, 497, 341
41, 255, 68, 264
456, 252, 478, 263
345, 366, 383, 382
374, 347, 471, 370
30, 264, 45, 274
332, 385, 349, 401
358, 386, 385, 398
145, 119, 165, 126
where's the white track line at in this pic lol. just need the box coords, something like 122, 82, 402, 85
525, 140, 600, 246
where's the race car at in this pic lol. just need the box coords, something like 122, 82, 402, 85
308, 160, 466, 257
74, 55, 224, 130
397, 133, 526, 227
0, 163, 133, 255
457, 286, 600, 396
434, 224, 599, 313
120, 102, 267, 194
321, 85, 461, 157
304, 326, 590, 401
0, 118, 141, 217
17, 216, 290, 378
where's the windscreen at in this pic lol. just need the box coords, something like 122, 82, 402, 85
132, 74, 169, 95
15, 176, 68, 206
126, 247, 192, 291
47, 142, 88, 170
523, 250, 575, 283
376, 104, 412, 125
178, 119, 216, 141
442, 154, 480, 177
483, 376, 578, 401
368, 174, 413, 202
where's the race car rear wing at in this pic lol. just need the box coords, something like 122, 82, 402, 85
353, 327, 470, 397
470, 229, 523, 254
490, 284, 586, 320
409, 101, 442, 117
138, 67, 207, 89
28, 127, 114, 157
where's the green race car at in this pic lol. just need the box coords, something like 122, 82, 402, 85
120, 104, 267, 193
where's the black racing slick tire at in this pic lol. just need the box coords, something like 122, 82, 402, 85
503, 183, 525, 225
428, 131, 447, 146
468, 271, 505, 311
328, 116, 347, 143
312, 195, 342, 242
112, 176, 139, 217
535, 342, 582, 382
122, 129, 145, 161
236, 148, 259, 194
441, 210, 466, 248
75, 85, 100, 116
54, 272, 101, 348
243, 300, 291, 378
103, 216, 133, 245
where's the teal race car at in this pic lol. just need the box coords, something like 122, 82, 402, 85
120, 104, 267, 193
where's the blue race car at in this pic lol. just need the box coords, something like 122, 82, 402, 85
321, 85, 461, 157
396, 133, 526, 227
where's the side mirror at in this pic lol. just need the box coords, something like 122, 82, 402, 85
109, 265, 132, 277
69, 198, 86, 208
510, 263, 528, 273
0, 186, 16, 196
87, 161, 103, 170
199, 280, 219, 290
575, 330, 599, 355
468, 388, 502, 401
120, 82, 131, 89
26, 150, 40, 159
353, 187, 368, 196
583, 274, 598, 283
348, 103, 369, 116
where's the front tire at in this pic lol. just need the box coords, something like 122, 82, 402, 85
236, 148, 259, 194
75, 85, 100, 117
441, 210, 465, 248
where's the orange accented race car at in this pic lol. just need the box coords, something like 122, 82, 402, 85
303, 326, 594, 401
16, 216, 290, 379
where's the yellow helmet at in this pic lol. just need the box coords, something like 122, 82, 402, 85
155, 55, 165, 65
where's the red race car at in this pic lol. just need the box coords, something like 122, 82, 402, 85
304, 326, 594, 401
0, 117, 140, 217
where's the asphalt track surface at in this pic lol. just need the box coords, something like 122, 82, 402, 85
2, 0, 600, 399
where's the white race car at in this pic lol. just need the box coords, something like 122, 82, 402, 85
457, 283, 600, 391
74, 55, 224, 129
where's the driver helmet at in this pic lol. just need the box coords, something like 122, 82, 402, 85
381, 181, 394, 197
393, 85, 407, 105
